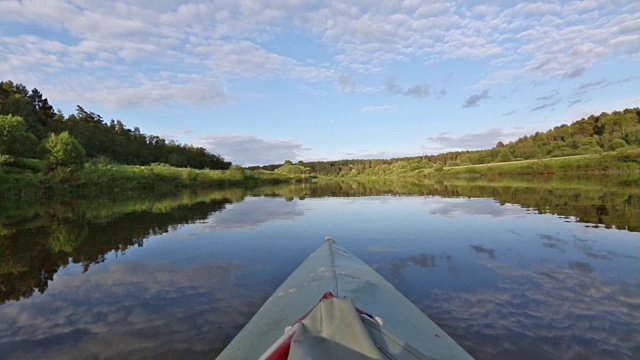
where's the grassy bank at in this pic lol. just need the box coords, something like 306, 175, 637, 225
0, 162, 291, 202
434, 148, 639, 177
321, 148, 639, 179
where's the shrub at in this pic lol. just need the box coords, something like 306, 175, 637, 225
609, 139, 627, 151
45, 132, 86, 171
89, 155, 116, 167
0, 154, 12, 166
496, 151, 512, 163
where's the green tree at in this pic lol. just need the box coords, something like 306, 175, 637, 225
0, 115, 37, 158
45, 131, 86, 170
496, 151, 512, 163
0, 93, 44, 139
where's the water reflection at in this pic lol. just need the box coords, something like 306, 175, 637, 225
202, 197, 304, 232
469, 245, 497, 259
0, 261, 262, 359
1, 191, 234, 304
568, 260, 593, 274
423, 264, 640, 359
429, 198, 526, 218
538, 233, 567, 253
0, 177, 638, 359
302, 177, 640, 232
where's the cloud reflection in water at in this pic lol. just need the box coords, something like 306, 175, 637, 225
422, 263, 640, 359
201, 197, 304, 232
0, 260, 266, 359
429, 198, 526, 218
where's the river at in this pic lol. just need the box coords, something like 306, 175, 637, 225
1, 177, 638, 359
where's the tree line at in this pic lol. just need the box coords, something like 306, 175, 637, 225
251, 107, 640, 176
0, 81, 230, 170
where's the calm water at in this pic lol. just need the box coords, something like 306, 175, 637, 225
1, 178, 639, 359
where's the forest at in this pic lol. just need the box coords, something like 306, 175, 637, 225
251, 107, 640, 177
0, 80, 230, 171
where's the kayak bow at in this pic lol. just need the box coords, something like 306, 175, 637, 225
217, 238, 473, 359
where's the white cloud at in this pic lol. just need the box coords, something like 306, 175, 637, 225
338, 149, 421, 160
336, 73, 356, 92
0, 1, 335, 108
566, 76, 635, 107
196, 135, 308, 166
45, 73, 233, 109
361, 105, 396, 113
532, 89, 562, 111
463, 90, 491, 108
425, 128, 529, 151
384, 77, 432, 98
0, 0, 638, 108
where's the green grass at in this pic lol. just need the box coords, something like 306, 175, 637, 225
0, 162, 291, 201
79, 164, 292, 195
436, 149, 639, 177
320, 148, 640, 179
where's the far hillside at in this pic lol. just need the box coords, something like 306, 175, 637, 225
251, 108, 639, 176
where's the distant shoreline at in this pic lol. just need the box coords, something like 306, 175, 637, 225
310, 148, 640, 179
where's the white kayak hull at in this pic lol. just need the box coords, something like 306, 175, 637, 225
217, 238, 473, 359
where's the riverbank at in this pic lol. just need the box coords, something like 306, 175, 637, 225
433, 148, 639, 178
0, 162, 290, 202
317, 148, 640, 179
3, 148, 638, 203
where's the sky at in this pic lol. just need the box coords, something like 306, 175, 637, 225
0, 0, 638, 166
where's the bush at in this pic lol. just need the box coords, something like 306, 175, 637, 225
614, 147, 640, 163
496, 151, 512, 163
45, 132, 86, 171
609, 139, 627, 151
0, 154, 12, 166
578, 145, 603, 154
89, 155, 116, 167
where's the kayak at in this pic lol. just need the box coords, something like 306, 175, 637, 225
217, 238, 473, 359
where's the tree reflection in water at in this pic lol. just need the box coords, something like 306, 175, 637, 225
0, 176, 638, 359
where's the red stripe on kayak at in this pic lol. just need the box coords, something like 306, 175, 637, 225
264, 333, 293, 360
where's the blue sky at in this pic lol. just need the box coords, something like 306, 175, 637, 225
1, 0, 638, 165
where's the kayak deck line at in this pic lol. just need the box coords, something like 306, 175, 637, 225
326, 236, 340, 297
217, 238, 474, 359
